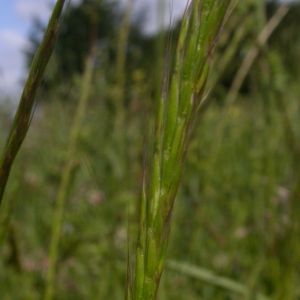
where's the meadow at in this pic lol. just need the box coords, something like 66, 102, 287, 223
0, 0, 299, 299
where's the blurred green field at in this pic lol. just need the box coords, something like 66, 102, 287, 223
0, 0, 300, 299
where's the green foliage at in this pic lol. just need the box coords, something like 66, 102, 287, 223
25, 0, 150, 91
1, 0, 300, 299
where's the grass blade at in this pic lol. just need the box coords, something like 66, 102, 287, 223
0, 0, 67, 206
127, 1, 232, 299
43, 46, 95, 300
166, 260, 270, 300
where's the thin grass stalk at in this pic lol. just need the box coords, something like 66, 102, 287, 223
166, 260, 270, 300
0, 0, 67, 207
116, 0, 135, 108
152, 0, 168, 117
0, 171, 21, 247
127, 1, 232, 299
43, 49, 95, 300
202, 4, 290, 181
226, 4, 290, 105
208, 23, 246, 95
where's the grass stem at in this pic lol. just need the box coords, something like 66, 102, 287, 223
127, 1, 232, 299
44, 47, 95, 300
0, 0, 67, 207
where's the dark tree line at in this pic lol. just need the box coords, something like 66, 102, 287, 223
25, 0, 154, 89
25, 0, 300, 97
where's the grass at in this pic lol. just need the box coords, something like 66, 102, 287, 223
127, 1, 232, 299
44, 44, 96, 300
0, 0, 67, 207
0, 0, 300, 299
166, 260, 270, 300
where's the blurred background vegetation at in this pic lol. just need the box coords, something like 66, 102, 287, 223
0, 0, 300, 299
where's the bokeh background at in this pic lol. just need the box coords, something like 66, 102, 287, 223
0, 0, 300, 299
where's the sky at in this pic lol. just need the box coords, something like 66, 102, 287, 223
0, 0, 188, 97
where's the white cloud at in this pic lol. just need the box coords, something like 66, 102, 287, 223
277, 0, 299, 3
15, 0, 54, 23
130, 0, 189, 34
0, 0, 57, 95
71, 0, 82, 6
1, 29, 29, 50
0, 29, 28, 94
0, 52, 23, 95
0, 0, 187, 94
